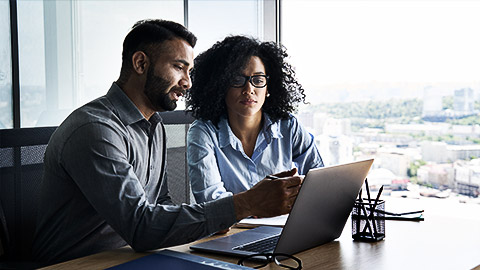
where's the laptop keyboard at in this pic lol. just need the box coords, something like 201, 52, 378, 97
233, 234, 280, 253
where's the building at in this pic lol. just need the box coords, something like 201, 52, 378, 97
454, 159, 480, 197
316, 134, 353, 166
422, 86, 443, 118
316, 118, 354, 166
421, 141, 480, 163
417, 163, 455, 189
453, 88, 475, 114
376, 148, 412, 177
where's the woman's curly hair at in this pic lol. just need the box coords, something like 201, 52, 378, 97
186, 35, 306, 126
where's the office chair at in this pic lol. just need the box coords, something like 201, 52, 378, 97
0, 126, 57, 264
159, 110, 196, 204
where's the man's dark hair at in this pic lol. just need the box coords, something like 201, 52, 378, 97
186, 35, 306, 125
118, 19, 197, 84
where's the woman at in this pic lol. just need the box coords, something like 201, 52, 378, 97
186, 35, 323, 203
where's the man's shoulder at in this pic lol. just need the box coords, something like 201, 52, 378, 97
54, 97, 125, 143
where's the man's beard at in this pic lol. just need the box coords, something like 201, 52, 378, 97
144, 66, 180, 111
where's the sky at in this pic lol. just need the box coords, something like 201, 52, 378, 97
281, 0, 480, 103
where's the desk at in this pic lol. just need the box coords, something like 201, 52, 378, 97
42, 197, 480, 270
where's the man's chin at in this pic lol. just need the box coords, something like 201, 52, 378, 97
160, 100, 177, 111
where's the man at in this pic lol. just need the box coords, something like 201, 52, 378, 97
32, 19, 302, 265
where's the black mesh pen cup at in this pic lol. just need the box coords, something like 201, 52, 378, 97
352, 199, 385, 242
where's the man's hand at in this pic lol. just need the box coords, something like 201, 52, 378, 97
233, 168, 303, 221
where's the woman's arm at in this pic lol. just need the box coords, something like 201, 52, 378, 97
289, 116, 324, 173
187, 121, 233, 202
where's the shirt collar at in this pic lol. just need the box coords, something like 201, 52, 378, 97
218, 113, 283, 148
263, 113, 283, 143
106, 82, 149, 126
218, 117, 237, 149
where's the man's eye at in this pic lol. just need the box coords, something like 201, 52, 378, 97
174, 65, 183, 70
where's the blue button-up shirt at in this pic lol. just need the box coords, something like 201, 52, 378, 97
187, 114, 324, 203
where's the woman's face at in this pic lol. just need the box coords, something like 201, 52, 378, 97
225, 56, 268, 120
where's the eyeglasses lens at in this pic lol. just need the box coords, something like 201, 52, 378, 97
231, 75, 267, 88
232, 76, 247, 87
239, 254, 301, 269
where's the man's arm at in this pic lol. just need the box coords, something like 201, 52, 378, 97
61, 122, 237, 251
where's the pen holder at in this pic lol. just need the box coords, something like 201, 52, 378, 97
352, 199, 385, 242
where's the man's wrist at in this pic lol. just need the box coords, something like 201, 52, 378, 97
232, 192, 252, 221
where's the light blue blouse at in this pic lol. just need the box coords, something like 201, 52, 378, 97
187, 114, 324, 203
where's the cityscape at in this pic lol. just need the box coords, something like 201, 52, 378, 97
296, 85, 480, 204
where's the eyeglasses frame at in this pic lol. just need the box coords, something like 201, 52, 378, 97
231, 74, 269, 88
237, 252, 302, 269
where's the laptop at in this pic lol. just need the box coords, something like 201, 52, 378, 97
190, 159, 374, 257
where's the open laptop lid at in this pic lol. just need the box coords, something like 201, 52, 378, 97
274, 159, 374, 255
190, 159, 374, 257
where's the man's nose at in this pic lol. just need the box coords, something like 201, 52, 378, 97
180, 74, 192, 90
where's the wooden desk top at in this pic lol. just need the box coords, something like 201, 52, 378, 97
42, 197, 480, 270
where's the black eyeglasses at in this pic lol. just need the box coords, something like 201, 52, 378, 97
231, 75, 269, 88
237, 253, 302, 269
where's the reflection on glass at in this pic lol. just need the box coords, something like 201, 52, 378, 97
16, 0, 183, 127
0, 1, 13, 129
186, 0, 265, 109
188, 0, 264, 53
17, 0, 46, 128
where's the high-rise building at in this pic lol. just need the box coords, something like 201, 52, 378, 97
422, 86, 443, 118
316, 118, 353, 166
453, 88, 474, 114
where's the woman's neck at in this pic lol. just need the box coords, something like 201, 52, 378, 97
228, 112, 263, 157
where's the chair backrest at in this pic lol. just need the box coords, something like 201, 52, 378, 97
0, 112, 194, 260
0, 126, 57, 261
159, 110, 196, 204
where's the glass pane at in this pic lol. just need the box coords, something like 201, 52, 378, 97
188, 0, 265, 54
282, 0, 480, 200
75, 0, 184, 109
0, 0, 13, 129
17, 0, 183, 127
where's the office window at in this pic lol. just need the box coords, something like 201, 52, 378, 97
184, 0, 275, 110
0, 1, 13, 129
282, 1, 480, 200
16, 0, 183, 127
188, 0, 268, 54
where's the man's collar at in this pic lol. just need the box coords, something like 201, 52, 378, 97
106, 82, 147, 126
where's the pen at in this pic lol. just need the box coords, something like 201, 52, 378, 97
365, 178, 372, 204
376, 210, 424, 216
358, 187, 374, 237
266, 175, 279, 180
384, 216, 424, 221
369, 185, 384, 237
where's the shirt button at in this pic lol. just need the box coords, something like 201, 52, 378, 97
150, 165, 154, 170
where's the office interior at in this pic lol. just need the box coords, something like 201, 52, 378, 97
1, 0, 480, 269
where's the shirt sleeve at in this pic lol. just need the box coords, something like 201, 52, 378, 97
187, 121, 233, 203
289, 116, 324, 174
60, 122, 237, 251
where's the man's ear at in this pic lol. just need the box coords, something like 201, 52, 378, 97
132, 51, 149, 75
